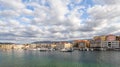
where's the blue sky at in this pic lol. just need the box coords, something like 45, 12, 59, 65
0, 0, 120, 43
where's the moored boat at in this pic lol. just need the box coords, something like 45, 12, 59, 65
39, 48, 49, 51
60, 48, 73, 52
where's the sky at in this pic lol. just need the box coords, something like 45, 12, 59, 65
0, 0, 120, 43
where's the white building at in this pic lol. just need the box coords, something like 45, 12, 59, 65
101, 41, 119, 48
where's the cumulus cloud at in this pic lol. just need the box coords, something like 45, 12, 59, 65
93, 0, 120, 5
0, 0, 25, 9
86, 0, 120, 36
0, 0, 120, 43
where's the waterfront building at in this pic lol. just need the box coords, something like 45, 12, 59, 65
100, 35, 106, 41
51, 44, 56, 49
92, 35, 120, 49
116, 36, 120, 41
64, 43, 73, 49
23, 44, 30, 50
94, 36, 101, 41
92, 35, 105, 48
13, 44, 24, 50
0, 43, 14, 50
0, 43, 26, 50
38, 43, 51, 48
106, 34, 116, 41
91, 36, 101, 48
55, 42, 66, 49
74, 40, 90, 48
101, 34, 120, 48
89, 39, 96, 48
54, 42, 73, 50
101, 41, 119, 48
29, 44, 37, 49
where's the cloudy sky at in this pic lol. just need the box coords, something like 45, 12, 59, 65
0, 0, 120, 43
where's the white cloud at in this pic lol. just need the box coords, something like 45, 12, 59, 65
88, 5, 120, 19
0, 0, 25, 9
0, 10, 20, 18
93, 0, 120, 5
48, 0, 69, 21
20, 17, 31, 23
0, 0, 120, 43
86, 0, 120, 36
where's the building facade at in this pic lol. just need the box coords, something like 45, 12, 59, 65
101, 41, 119, 48
101, 34, 120, 48
92, 34, 120, 49
74, 40, 90, 48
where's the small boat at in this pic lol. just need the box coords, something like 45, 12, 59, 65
60, 48, 73, 52
29, 48, 38, 51
39, 48, 49, 51
29, 48, 40, 51
49, 48, 55, 51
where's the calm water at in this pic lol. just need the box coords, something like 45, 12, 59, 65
0, 50, 120, 67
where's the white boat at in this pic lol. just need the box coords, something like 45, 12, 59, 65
49, 48, 55, 51
39, 48, 49, 51
29, 48, 40, 51
31, 49, 38, 51
60, 48, 73, 52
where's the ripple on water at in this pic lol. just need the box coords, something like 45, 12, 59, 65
0, 50, 120, 67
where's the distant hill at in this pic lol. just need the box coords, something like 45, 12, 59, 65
31, 41, 53, 44
31, 40, 74, 44
0, 42, 14, 44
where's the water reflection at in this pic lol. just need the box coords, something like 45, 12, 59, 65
0, 50, 120, 67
